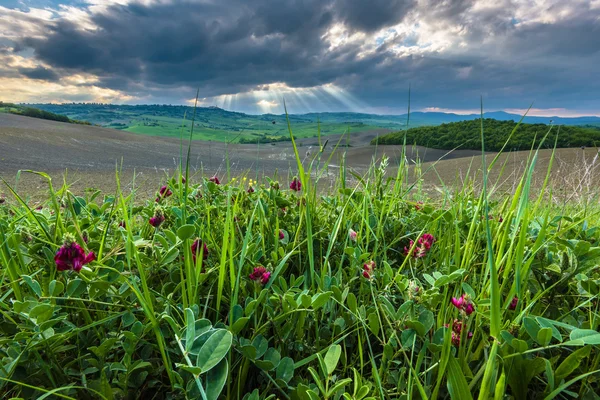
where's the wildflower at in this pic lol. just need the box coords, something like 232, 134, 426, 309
447, 319, 473, 347
451, 331, 461, 347
415, 201, 423, 211
451, 294, 475, 316
508, 296, 518, 310
349, 228, 357, 242
156, 185, 173, 202
249, 266, 271, 285
279, 229, 285, 240
191, 239, 209, 264
452, 319, 463, 334
362, 260, 376, 279
180, 176, 186, 184
289, 177, 302, 192
149, 208, 165, 228
408, 280, 421, 301
247, 186, 255, 194
209, 175, 221, 185
498, 216, 504, 223
119, 220, 126, 229
55, 234, 95, 273
404, 233, 436, 258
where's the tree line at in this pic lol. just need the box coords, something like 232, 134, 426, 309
372, 118, 600, 151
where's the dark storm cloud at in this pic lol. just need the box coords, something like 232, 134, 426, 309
18, 66, 60, 81
3, 0, 600, 112
335, 0, 415, 32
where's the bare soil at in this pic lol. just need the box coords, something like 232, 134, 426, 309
2, 113, 598, 203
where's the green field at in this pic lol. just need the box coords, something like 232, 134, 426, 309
122, 113, 381, 141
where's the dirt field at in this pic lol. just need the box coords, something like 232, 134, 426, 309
1, 113, 598, 202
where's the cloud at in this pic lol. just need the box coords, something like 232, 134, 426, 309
18, 66, 60, 81
0, 0, 599, 114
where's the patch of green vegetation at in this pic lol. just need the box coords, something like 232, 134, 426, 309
373, 118, 600, 150
0, 102, 91, 125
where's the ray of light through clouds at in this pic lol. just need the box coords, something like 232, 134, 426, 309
0, 0, 599, 115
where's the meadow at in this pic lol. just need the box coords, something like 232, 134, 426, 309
0, 112, 599, 400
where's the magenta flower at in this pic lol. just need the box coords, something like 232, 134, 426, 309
447, 318, 473, 347
349, 229, 357, 242
289, 177, 302, 192
181, 176, 186, 184
191, 239, 209, 264
362, 260, 376, 279
156, 185, 173, 202
279, 229, 285, 240
149, 213, 165, 228
404, 234, 436, 258
451, 294, 475, 315
209, 176, 221, 185
247, 186, 255, 194
55, 238, 95, 272
249, 266, 271, 285
452, 319, 463, 334
415, 201, 423, 211
508, 296, 518, 310
119, 220, 126, 229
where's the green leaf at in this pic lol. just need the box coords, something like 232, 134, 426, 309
29, 304, 53, 324
523, 316, 540, 342
196, 329, 232, 373
311, 292, 332, 310
568, 329, 600, 345
537, 327, 553, 346
347, 292, 357, 313
206, 358, 228, 400
324, 344, 342, 376
252, 335, 268, 359
276, 357, 295, 383
185, 309, 195, 352
22, 275, 42, 297
367, 313, 380, 336
405, 320, 426, 337
231, 317, 249, 334
160, 247, 180, 265
255, 348, 281, 371
48, 280, 64, 297
554, 346, 592, 382
177, 224, 196, 240
447, 356, 473, 400
177, 364, 202, 375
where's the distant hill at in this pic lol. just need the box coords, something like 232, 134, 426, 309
372, 118, 600, 151
7, 103, 600, 143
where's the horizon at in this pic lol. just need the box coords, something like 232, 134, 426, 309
6, 101, 600, 119
1, 1, 599, 117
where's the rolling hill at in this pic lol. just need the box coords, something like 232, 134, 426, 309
15, 103, 600, 144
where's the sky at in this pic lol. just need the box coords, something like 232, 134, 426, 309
0, 0, 599, 116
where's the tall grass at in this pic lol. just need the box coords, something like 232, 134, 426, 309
0, 112, 599, 399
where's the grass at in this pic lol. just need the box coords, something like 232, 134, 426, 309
0, 114, 599, 399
